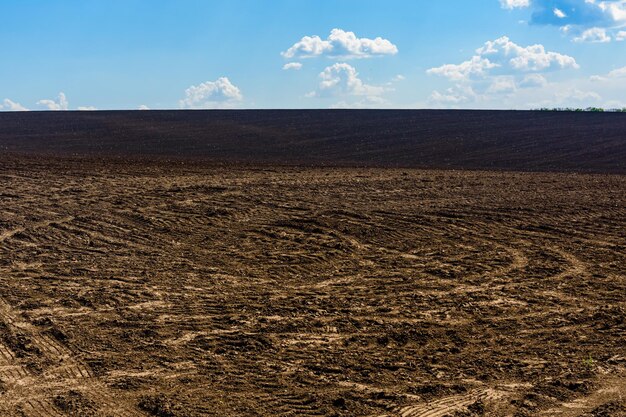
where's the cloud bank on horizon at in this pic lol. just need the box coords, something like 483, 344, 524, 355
1, 1, 625, 110
1, 93, 98, 112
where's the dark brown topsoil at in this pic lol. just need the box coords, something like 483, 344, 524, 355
0, 110, 625, 173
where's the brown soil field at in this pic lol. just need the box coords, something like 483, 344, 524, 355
0, 155, 624, 416
1, 110, 625, 173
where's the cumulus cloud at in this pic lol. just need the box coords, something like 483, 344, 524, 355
476, 36, 579, 71
282, 28, 398, 59
429, 90, 468, 105
519, 73, 549, 87
138, 105, 150, 110
0, 98, 29, 111
37, 92, 69, 111
500, 0, 530, 9
568, 65, 626, 108
179, 77, 243, 109
77, 106, 97, 111
427, 56, 499, 81
309, 63, 386, 98
487, 76, 518, 94
617, 30, 626, 39
428, 36, 577, 85
608, 65, 626, 77
574, 27, 612, 42
427, 36, 586, 108
429, 85, 480, 106
592, 65, 626, 81
306, 63, 392, 108
282, 62, 303, 71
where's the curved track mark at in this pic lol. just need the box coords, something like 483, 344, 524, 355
388, 388, 505, 417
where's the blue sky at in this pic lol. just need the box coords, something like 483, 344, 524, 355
1, 0, 625, 110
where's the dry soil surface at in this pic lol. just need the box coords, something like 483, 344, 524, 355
0, 156, 624, 416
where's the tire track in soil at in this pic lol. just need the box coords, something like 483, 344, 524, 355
537, 374, 626, 416
1, 163, 624, 416
312, 215, 530, 291
0, 297, 144, 416
383, 388, 507, 417
21, 399, 67, 417
443, 219, 598, 301
0, 217, 74, 245
0, 343, 30, 381
0, 218, 144, 416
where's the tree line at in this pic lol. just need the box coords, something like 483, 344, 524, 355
534, 107, 626, 112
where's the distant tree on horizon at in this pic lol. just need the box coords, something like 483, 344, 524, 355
535, 107, 626, 112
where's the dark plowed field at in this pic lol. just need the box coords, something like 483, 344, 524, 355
0, 155, 624, 416
1, 110, 625, 172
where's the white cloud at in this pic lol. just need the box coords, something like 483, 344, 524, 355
282, 62, 303, 71
330, 96, 389, 109
555, 88, 602, 102
429, 90, 468, 105
589, 65, 626, 81
0, 98, 29, 111
385, 74, 407, 87
427, 56, 499, 81
564, 67, 626, 108
37, 92, 69, 111
603, 99, 626, 108
138, 105, 150, 110
599, 0, 626, 26
429, 85, 480, 105
509, 0, 626, 42
486, 76, 517, 93
428, 37, 577, 86
574, 27, 612, 42
519, 73, 548, 87
616, 30, 626, 40
179, 77, 243, 109
608, 66, 626, 77
77, 106, 97, 111
500, 0, 530, 9
308, 63, 390, 108
282, 28, 398, 59
476, 36, 579, 71
426, 36, 592, 108
311, 63, 386, 97
426, 76, 615, 110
